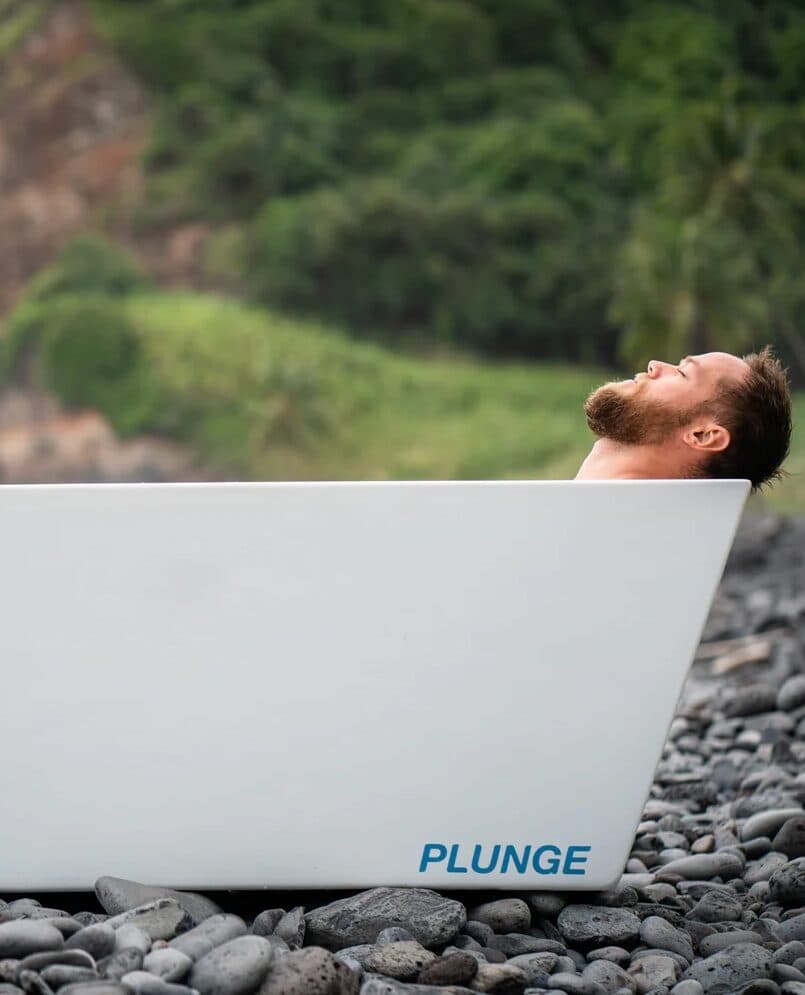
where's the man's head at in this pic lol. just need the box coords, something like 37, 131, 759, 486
583, 346, 792, 494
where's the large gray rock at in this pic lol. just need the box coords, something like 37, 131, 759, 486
95, 879, 221, 929
257, 946, 359, 995
303, 889, 466, 952
681, 943, 773, 994
557, 907, 641, 948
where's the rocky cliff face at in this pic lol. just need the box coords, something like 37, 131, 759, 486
0, 2, 218, 482
0, 387, 214, 482
0, 1, 148, 314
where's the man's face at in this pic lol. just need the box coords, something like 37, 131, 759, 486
584, 352, 751, 446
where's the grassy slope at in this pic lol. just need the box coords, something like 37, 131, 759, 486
128, 291, 798, 516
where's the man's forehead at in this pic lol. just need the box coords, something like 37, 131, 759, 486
690, 352, 750, 379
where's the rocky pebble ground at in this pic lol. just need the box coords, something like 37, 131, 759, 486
4, 509, 805, 995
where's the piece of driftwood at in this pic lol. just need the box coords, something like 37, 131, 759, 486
695, 626, 789, 662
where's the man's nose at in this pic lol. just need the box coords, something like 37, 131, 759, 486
647, 360, 673, 378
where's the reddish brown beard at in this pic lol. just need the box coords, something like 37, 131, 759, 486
583, 382, 699, 446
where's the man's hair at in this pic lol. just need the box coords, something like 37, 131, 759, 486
687, 344, 792, 495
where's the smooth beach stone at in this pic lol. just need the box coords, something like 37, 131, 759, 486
256, 946, 360, 995
0, 986, 23, 995
361, 941, 436, 982
470, 961, 529, 992
303, 889, 466, 951
771, 861, 805, 908
548, 971, 602, 995
657, 854, 744, 881
587, 949, 631, 965
778, 679, 805, 713
97, 948, 144, 980
525, 894, 568, 919
360, 976, 474, 995
736, 984, 782, 995
775, 823, 805, 861
188, 936, 274, 995
628, 953, 680, 990
95, 879, 221, 929
681, 943, 774, 993
417, 950, 478, 987
39, 967, 98, 989
741, 812, 805, 843
465, 899, 531, 934
775, 914, 805, 943
669, 982, 704, 995
58, 984, 134, 995
104, 903, 187, 943
36, 919, 84, 941
774, 943, 805, 966
775, 965, 805, 983
638, 919, 693, 961
631, 948, 690, 974
487, 933, 555, 956
16, 970, 53, 995
120, 972, 199, 995
747, 854, 790, 886
66, 926, 117, 961
16, 951, 95, 975
725, 686, 779, 718
741, 837, 774, 860
142, 950, 192, 982
114, 926, 151, 956
0, 924, 65, 960
582, 959, 637, 994
557, 908, 641, 948
698, 931, 765, 956
168, 916, 247, 961
462, 922, 494, 946
686, 890, 743, 922
506, 953, 559, 987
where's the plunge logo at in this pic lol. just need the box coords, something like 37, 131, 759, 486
419, 843, 591, 876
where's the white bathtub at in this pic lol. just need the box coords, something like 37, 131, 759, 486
0, 479, 750, 890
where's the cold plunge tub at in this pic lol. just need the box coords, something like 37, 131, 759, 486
0, 479, 750, 890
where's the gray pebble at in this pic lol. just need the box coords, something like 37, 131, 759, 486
362, 941, 435, 982
0, 924, 64, 960
143, 949, 192, 982
168, 916, 247, 961
681, 943, 773, 993
557, 908, 641, 947
66, 926, 116, 961
466, 899, 531, 934
188, 936, 274, 995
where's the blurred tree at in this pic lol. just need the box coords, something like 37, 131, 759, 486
612, 86, 805, 373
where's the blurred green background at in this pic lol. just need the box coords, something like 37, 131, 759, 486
1, 0, 803, 511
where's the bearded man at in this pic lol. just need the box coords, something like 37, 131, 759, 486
576, 345, 792, 495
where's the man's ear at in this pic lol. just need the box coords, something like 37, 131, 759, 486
684, 422, 731, 454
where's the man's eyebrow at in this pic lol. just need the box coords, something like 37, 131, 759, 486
680, 356, 699, 367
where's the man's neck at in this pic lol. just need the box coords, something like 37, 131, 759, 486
574, 438, 687, 481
